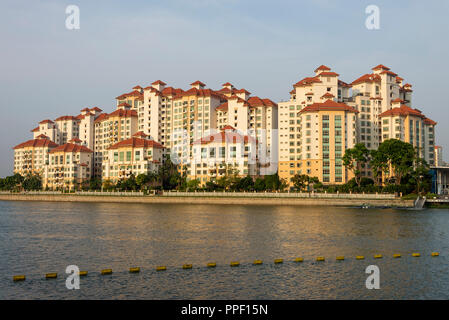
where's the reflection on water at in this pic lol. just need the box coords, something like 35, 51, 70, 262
0, 201, 448, 299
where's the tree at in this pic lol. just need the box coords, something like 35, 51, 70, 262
158, 157, 181, 190
22, 173, 42, 191
237, 176, 254, 191
136, 174, 149, 190
186, 179, 200, 191
374, 139, 416, 185
254, 177, 265, 192
291, 174, 318, 192
343, 143, 371, 188
89, 177, 102, 190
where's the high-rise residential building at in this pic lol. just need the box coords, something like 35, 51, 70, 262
115, 87, 144, 111
31, 107, 103, 149
93, 105, 138, 177
379, 102, 437, 164
45, 139, 94, 190
101, 132, 164, 182
13, 135, 59, 177
190, 126, 258, 184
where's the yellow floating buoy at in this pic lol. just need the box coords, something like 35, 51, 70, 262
393, 254, 401, 258
156, 266, 167, 271
129, 267, 140, 273
253, 260, 263, 265
79, 271, 88, 276
182, 264, 192, 269
294, 257, 304, 262
13, 275, 26, 282
374, 254, 383, 259
316, 256, 325, 261
101, 269, 112, 275
431, 252, 439, 257
412, 253, 421, 257
356, 256, 365, 260
207, 263, 216, 268
230, 261, 240, 267
45, 273, 57, 279
336, 256, 345, 261
274, 259, 283, 264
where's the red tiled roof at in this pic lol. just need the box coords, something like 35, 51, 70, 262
222, 82, 233, 87
108, 137, 164, 150
247, 96, 276, 107
314, 65, 331, 72
50, 143, 93, 153
31, 126, 40, 132
152, 80, 166, 85
380, 70, 398, 77
161, 87, 184, 96
351, 73, 381, 85
132, 131, 148, 138
372, 64, 390, 71
55, 115, 77, 121
115, 90, 143, 100
391, 98, 404, 104
68, 137, 82, 143
13, 137, 59, 150
39, 119, 54, 124
300, 99, 358, 114
117, 102, 131, 108
175, 88, 226, 100
379, 105, 426, 119
190, 80, 206, 87
235, 88, 251, 95
338, 80, 351, 88
132, 85, 142, 90
216, 102, 228, 111
424, 117, 437, 125
293, 76, 322, 87
90, 107, 102, 112
321, 92, 335, 99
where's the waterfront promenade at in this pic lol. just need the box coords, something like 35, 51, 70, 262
0, 191, 414, 207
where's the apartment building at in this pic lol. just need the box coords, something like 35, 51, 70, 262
115, 87, 144, 111
31, 107, 102, 149
190, 126, 258, 184
434, 146, 445, 167
102, 131, 164, 182
379, 102, 437, 164
45, 139, 94, 190
93, 105, 138, 177
13, 134, 59, 177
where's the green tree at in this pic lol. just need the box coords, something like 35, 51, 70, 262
89, 177, 102, 190
343, 143, 371, 188
186, 179, 200, 191
375, 139, 416, 185
254, 177, 265, 192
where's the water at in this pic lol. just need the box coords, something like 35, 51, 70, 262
1, 200, 448, 299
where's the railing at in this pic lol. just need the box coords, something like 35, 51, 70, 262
163, 191, 397, 199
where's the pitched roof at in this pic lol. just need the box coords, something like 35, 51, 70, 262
351, 73, 381, 85
379, 105, 426, 119
190, 80, 206, 86
424, 117, 437, 125
94, 109, 137, 123
152, 80, 166, 85
318, 71, 339, 77
108, 137, 164, 150
222, 82, 233, 87
216, 102, 228, 111
372, 64, 390, 71
338, 80, 351, 88
293, 76, 322, 87
50, 143, 93, 153
115, 90, 143, 100
13, 137, 59, 150
314, 65, 331, 72
31, 126, 40, 132
55, 115, 77, 121
247, 96, 277, 107
321, 92, 335, 99
300, 100, 359, 113
132, 131, 148, 138
39, 119, 54, 124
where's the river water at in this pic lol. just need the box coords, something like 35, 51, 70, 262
1, 200, 448, 299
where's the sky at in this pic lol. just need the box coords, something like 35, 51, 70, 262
0, 0, 448, 177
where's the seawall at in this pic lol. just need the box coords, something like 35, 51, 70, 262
0, 194, 415, 207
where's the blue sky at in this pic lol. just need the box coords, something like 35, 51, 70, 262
0, 0, 448, 177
